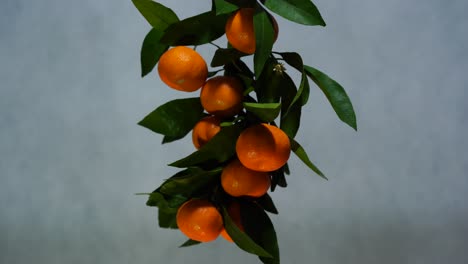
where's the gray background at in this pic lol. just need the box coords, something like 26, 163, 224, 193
1, 0, 467, 263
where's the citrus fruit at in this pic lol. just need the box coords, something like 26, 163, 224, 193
176, 199, 223, 242
200, 76, 243, 117
225, 8, 279, 54
192, 116, 222, 149
220, 201, 244, 242
221, 159, 271, 197
236, 123, 290, 172
157, 46, 208, 92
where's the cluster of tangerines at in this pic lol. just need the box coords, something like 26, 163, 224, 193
155, 8, 283, 243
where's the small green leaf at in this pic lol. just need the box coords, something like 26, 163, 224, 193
179, 239, 202, 247
161, 11, 229, 46
290, 138, 327, 180
169, 124, 242, 168
263, 0, 325, 26
132, 0, 179, 29
158, 207, 178, 229
278, 52, 303, 73
159, 167, 222, 197
256, 194, 278, 214
211, 48, 248, 67
214, 0, 239, 15
253, 6, 276, 78
304, 65, 357, 130
280, 72, 301, 138
241, 202, 280, 264
244, 102, 281, 122
222, 207, 273, 258
140, 28, 168, 77
138, 98, 205, 139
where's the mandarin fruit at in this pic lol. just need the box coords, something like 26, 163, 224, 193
192, 116, 222, 149
236, 123, 290, 172
225, 8, 279, 54
176, 199, 223, 242
221, 159, 271, 197
200, 76, 243, 117
157, 46, 208, 92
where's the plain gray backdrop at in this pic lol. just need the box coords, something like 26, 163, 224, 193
1, 0, 467, 263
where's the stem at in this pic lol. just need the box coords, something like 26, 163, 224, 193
209, 42, 222, 49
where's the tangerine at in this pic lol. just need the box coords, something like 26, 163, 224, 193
176, 199, 223, 242
225, 8, 279, 54
221, 159, 271, 197
192, 116, 222, 149
200, 76, 243, 117
236, 123, 290, 172
157, 46, 208, 92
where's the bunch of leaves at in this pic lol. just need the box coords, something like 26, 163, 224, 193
132, 0, 357, 263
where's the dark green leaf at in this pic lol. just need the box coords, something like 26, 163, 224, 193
263, 0, 325, 26
301, 75, 310, 106
158, 207, 178, 229
138, 98, 205, 139
161, 11, 229, 46
146, 192, 165, 207
241, 202, 280, 264
278, 52, 303, 73
279, 73, 301, 138
222, 207, 273, 258
290, 138, 327, 180
140, 28, 168, 77
256, 57, 282, 103
161, 135, 183, 144
159, 167, 222, 197
256, 194, 278, 214
169, 124, 242, 168
244, 102, 281, 122
132, 0, 179, 29
304, 65, 357, 130
179, 239, 202, 247
270, 167, 287, 191
214, 0, 239, 15
253, 6, 276, 78
211, 48, 248, 67
284, 163, 290, 175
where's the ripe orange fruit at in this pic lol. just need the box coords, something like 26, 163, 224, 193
225, 8, 279, 54
221, 159, 271, 197
157, 46, 208, 92
220, 201, 244, 242
192, 116, 222, 149
176, 199, 223, 242
236, 123, 290, 172
200, 76, 243, 117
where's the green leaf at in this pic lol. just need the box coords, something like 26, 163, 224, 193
271, 167, 287, 191
211, 48, 248, 67
290, 138, 327, 180
161, 11, 229, 46
169, 124, 242, 168
140, 28, 168, 77
158, 207, 178, 229
179, 239, 201, 247
304, 65, 357, 130
279, 72, 301, 138
244, 102, 281, 122
138, 98, 205, 139
254, 6, 276, 78
301, 75, 310, 106
278, 52, 303, 73
146, 192, 165, 207
214, 0, 239, 15
132, 0, 179, 29
159, 167, 222, 197
241, 202, 280, 264
263, 0, 325, 26
222, 207, 273, 258
256, 57, 282, 103
256, 194, 278, 214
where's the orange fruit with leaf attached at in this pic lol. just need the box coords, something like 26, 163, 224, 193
157, 46, 208, 92
236, 123, 290, 172
220, 201, 244, 242
200, 76, 243, 117
221, 159, 271, 197
176, 199, 223, 242
225, 8, 279, 54
192, 116, 222, 149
